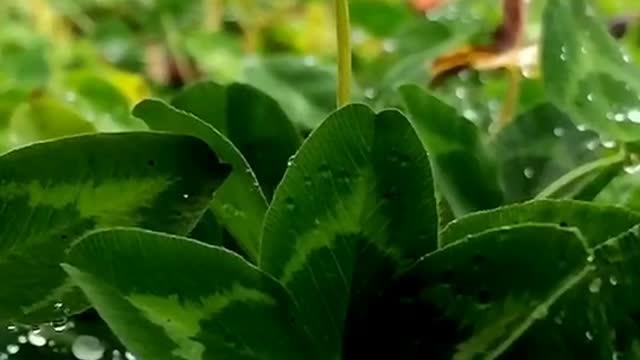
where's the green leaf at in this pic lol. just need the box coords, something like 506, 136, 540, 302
595, 170, 640, 212
8, 96, 96, 148
59, 70, 143, 131
494, 103, 601, 202
171, 81, 302, 199
399, 84, 503, 216
133, 100, 267, 262
348, 224, 591, 359
63, 228, 318, 360
260, 104, 438, 357
0, 132, 230, 323
440, 199, 640, 248
536, 151, 625, 201
242, 55, 337, 130
349, 0, 412, 36
541, 0, 640, 142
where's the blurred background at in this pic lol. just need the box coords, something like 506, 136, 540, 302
0, 0, 639, 359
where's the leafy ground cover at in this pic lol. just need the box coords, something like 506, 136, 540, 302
1, 0, 640, 359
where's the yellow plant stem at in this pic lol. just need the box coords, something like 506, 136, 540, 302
335, 0, 352, 107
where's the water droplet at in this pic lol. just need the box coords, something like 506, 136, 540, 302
17, 335, 27, 344
577, 124, 588, 132
609, 276, 618, 286
6, 324, 16, 332
287, 155, 295, 167
48, 339, 56, 347
623, 54, 632, 63
602, 140, 617, 149
586, 93, 594, 102
125, 352, 137, 360
614, 113, 626, 122
284, 198, 295, 211
587, 254, 595, 262
628, 110, 640, 123
54, 302, 64, 311
580, 46, 587, 54
382, 39, 397, 53
72, 335, 105, 360
560, 46, 568, 61
0, 353, 7, 360
523, 167, 535, 179
6, 345, 18, 354
589, 277, 602, 293
463, 109, 479, 121
28, 329, 47, 347
52, 317, 68, 332
318, 164, 332, 179
303, 56, 317, 67
554, 312, 564, 325
182, 193, 189, 199
624, 164, 640, 174
553, 127, 566, 137
64, 92, 77, 102
586, 140, 600, 151
585, 330, 594, 341
314, 218, 321, 226
455, 87, 467, 99
303, 176, 313, 187
364, 88, 377, 100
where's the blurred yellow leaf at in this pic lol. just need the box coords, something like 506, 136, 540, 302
101, 67, 150, 106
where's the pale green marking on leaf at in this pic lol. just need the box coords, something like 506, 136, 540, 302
127, 284, 276, 360
278, 174, 368, 285
20, 278, 75, 315
451, 296, 534, 360
0, 178, 172, 226
453, 266, 593, 360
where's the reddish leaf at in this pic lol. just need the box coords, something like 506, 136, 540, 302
429, 0, 525, 86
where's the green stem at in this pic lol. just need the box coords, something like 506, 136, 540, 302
335, 0, 352, 107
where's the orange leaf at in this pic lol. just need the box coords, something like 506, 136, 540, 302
429, 0, 525, 86
410, 0, 451, 12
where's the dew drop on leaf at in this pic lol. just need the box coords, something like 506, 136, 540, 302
6, 345, 18, 354
628, 109, 640, 123
553, 127, 566, 137
585, 331, 594, 341
624, 164, 640, 175
71, 335, 105, 360
586, 140, 600, 151
609, 276, 618, 286
523, 167, 535, 179
318, 164, 332, 179
364, 88, 376, 100
27, 330, 47, 347
602, 140, 617, 149
303, 56, 317, 67
285, 198, 295, 211
17, 335, 27, 344
589, 278, 602, 293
